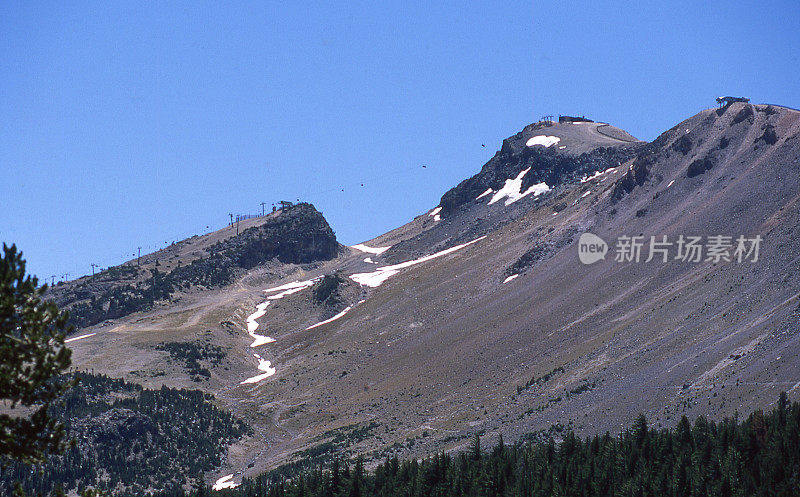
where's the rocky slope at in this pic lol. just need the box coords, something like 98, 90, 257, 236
59, 104, 800, 488
439, 120, 642, 215
48, 203, 340, 329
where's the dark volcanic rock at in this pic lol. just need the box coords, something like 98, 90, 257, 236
687, 156, 715, 177
757, 105, 778, 116
671, 135, 693, 155
229, 203, 340, 267
439, 137, 640, 215
312, 273, 346, 306
732, 105, 754, 125
504, 228, 577, 277
756, 125, 779, 146
505, 245, 547, 277
612, 157, 650, 200
89, 408, 156, 444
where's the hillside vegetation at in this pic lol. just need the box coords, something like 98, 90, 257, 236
0, 373, 251, 497
172, 394, 799, 497
50, 203, 340, 329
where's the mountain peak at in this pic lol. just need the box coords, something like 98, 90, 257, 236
439, 119, 643, 215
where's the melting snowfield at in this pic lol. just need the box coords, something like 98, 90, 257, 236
213, 474, 239, 490
350, 236, 486, 288
240, 354, 276, 384
503, 274, 519, 284
246, 302, 275, 347
429, 206, 442, 222
239, 279, 318, 385
488, 168, 551, 206
525, 135, 561, 148
264, 279, 316, 299
306, 306, 352, 330
239, 236, 486, 382
351, 243, 391, 255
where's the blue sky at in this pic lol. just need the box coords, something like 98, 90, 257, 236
1, 1, 798, 281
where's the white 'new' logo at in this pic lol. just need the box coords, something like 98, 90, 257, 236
578, 233, 608, 265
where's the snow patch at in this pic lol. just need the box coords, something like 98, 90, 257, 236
667, 180, 675, 188
246, 302, 275, 347
526, 135, 561, 148
476, 188, 493, 200
246, 303, 269, 333
558, 145, 567, 149
581, 190, 591, 198
580, 167, 616, 183
306, 306, 352, 330
264, 280, 316, 294
249, 335, 275, 348
241, 278, 320, 381
349, 268, 400, 288
351, 243, 391, 255
429, 207, 442, 216
488, 168, 550, 206
240, 353, 276, 384
503, 274, 519, 284
65, 333, 96, 343
350, 236, 486, 288
268, 284, 313, 300
213, 475, 239, 491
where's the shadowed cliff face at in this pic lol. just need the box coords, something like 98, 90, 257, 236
228, 202, 340, 268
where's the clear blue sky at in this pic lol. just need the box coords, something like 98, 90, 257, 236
1, 1, 798, 282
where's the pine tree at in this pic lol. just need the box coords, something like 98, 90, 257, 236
470, 433, 481, 460
0, 243, 73, 464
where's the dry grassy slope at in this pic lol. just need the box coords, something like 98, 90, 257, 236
67, 104, 800, 482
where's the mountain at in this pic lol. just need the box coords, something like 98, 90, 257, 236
48, 202, 340, 329
54, 103, 800, 488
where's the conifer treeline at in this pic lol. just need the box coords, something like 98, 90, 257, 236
170, 393, 798, 497
0, 373, 250, 497
5, 385, 799, 496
